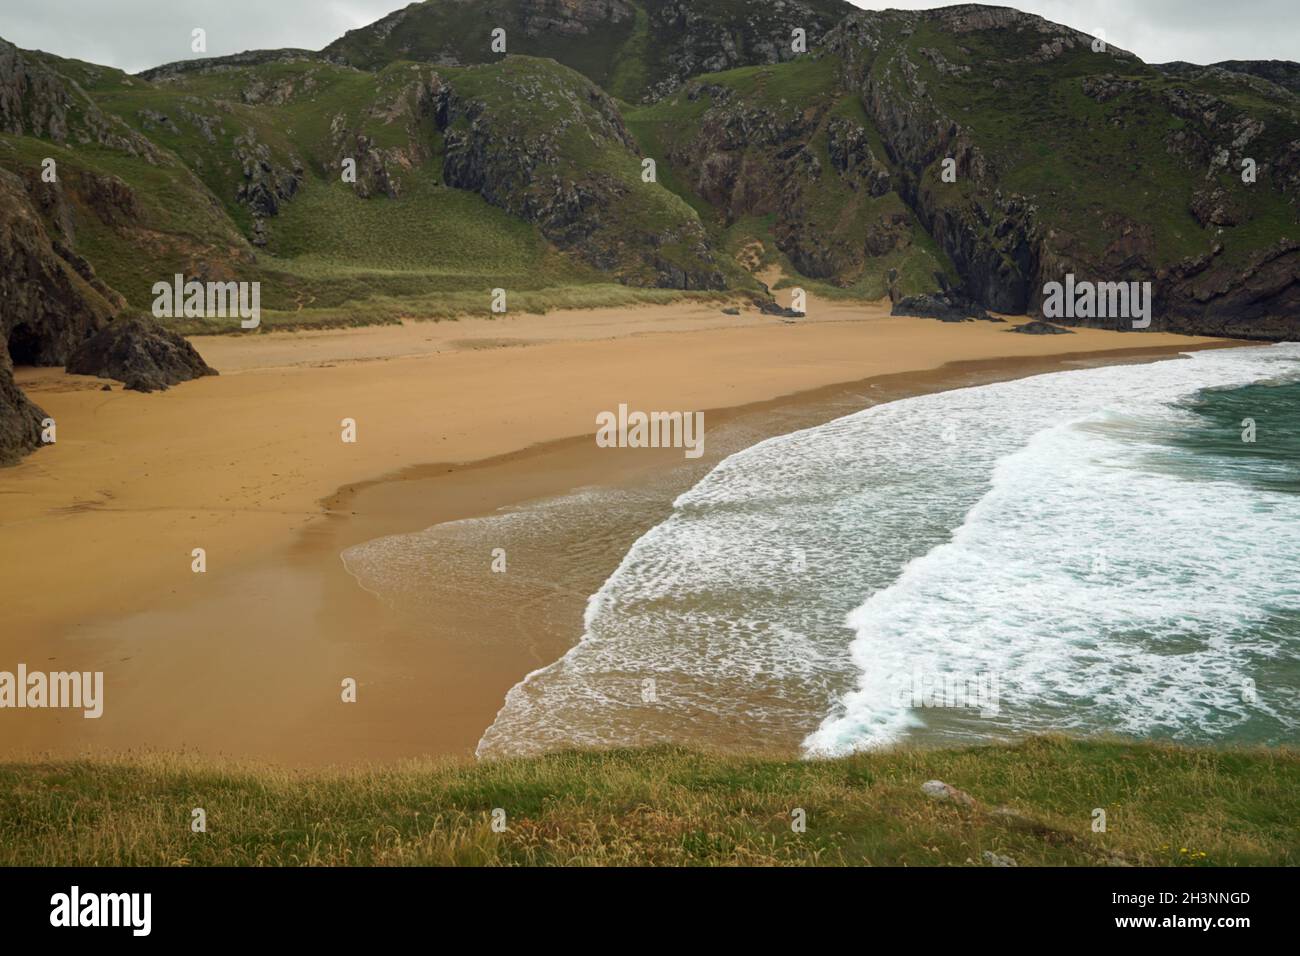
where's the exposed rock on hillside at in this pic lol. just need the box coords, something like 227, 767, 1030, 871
658, 74, 923, 287
828, 6, 1300, 334
322, 0, 850, 102
0, 169, 117, 366
139, 49, 325, 83
233, 128, 303, 231
0, 38, 158, 159
429, 61, 724, 288
0, 168, 119, 462
0, 340, 46, 465
67, 314, 217, 393
640, 0, 850, 102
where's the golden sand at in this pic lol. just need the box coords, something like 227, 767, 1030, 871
0, 295, 1236, 763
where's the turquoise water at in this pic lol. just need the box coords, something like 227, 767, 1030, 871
1163, 380, 1300, 495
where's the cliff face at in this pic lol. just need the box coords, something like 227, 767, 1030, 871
0, 169, 118, 364
0, 168, 120, 462
0, 39, 158, 159
429, 59, 724, 288
647, 66, 934, 290
827, 7, 1300, 333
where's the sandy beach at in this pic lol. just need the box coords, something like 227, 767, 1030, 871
0, 294, 1238, 764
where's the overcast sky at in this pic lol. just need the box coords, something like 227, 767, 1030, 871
1, 1, 1295, 75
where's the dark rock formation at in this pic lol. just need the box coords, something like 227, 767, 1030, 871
66, 314, 217, 393
892, 292, 995, 323
0, 169, 117, 366
828, 8, 1300, 336
756, 299, 804, 318
0, 168, 120, 463
0, 340, 47, 465
1007, 320, 1073, 335
234, 128, 304, 227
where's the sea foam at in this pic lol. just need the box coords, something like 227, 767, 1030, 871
467, 344, 1300, 757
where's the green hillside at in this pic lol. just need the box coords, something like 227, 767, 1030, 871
1, 1, 1298, 342
321, 0, 853, 103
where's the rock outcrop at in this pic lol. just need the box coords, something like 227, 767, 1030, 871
892, 292, 995, 323
0, 340, 47, 466
428, 61, 724, 288
828, 7, 1300, 335
656, 75, 926, 287
0, 169, 117, 364
66, 314, 217, 392
0, 168, 119, 463
0, 38, 158, 159
1008, 320, 1073, 335
321, 0, 848, 102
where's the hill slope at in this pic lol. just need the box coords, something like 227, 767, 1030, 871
321, 0, 854, 102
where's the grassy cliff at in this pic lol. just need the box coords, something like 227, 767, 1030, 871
1, 737, 1295, 866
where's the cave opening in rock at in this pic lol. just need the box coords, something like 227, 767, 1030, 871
6, 323, 44, 366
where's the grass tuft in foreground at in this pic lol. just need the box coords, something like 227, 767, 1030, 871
1, 737, 1295, 866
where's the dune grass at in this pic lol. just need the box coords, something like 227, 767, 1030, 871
1, 737, 1294, 866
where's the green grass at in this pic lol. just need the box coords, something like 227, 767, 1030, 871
170, 284, 729, 335
1, 737, 1294, 866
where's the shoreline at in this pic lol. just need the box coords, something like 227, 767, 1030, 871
0, 299, 1247, 765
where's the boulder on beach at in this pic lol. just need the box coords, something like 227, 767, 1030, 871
891, 292, 999, 323
66, 314, 218, 393
1007, 320, 1075, 335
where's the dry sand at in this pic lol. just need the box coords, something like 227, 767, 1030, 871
0, 295, 1238, 764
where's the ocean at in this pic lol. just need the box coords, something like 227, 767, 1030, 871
350, 344, 1300, 759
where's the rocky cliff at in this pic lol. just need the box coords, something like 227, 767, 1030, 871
0, 168, 119, 462
826, 6, 1300, 332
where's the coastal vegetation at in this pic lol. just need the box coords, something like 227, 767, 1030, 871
2, 737, 1295, 866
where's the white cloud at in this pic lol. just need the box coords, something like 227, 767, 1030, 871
848, 0, 1300, 64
